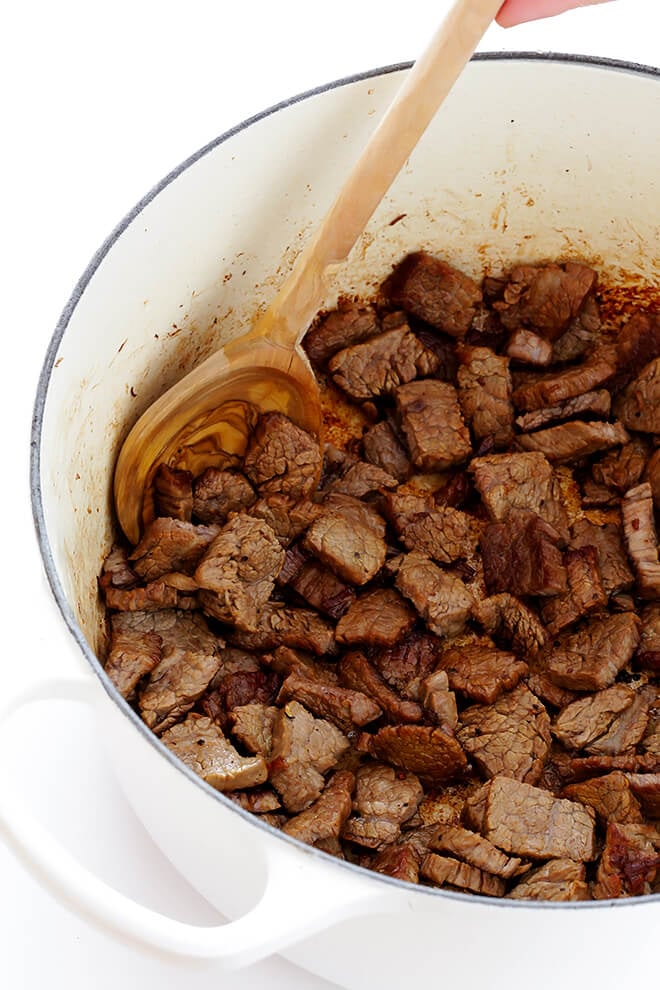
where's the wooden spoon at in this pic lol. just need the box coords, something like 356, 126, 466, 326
114, 0, 502, 543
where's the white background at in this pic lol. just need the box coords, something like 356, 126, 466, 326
1, 1, 657, 987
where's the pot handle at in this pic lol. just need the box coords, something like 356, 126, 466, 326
0, 675, 399, 965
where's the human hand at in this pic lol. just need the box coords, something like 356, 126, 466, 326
496, 0, 613, 27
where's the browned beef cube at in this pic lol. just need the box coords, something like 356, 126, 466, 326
481, 509, 567, 598
382, 252, 482, 338
645, 448, 660, 509
192, 468, 256, 524
545, 613, 641, 691
593, 822, 660, 898
372, 844, 420, 884
335, 588, 416, 647
562, 772, 643, 824
430, 825, 524, 879
419, 670, 458, 732
540, 546, 607, 635
457, 345, 513, 447
421, 853, 505, 896
552, 292, 601, 363
243, 412, 322, 498
367, 724, 468, 784
552, 684, 639, 751
153, 464, 193, 521
569, 754, 660, 779
506, 328, 553, 366
512, 346, 617, 412
615, 308, 660, 384
395, 380, 472, 471
470, 451, 569, 541
481, 776, 596, 861
493, 262, 597, 340
104, 581, 179, 612
570, 517, 634, 596
277, 668, 382, 734
621, 482, 660, 599
438, 642, 528, 704
303, 494, 386, 585
263, 645, 339, 686
161, 713, 267, 790
517, 420, 630, 463
507, 859, 590, 901
362, 420, 411, 481
372, 629, 442, 700
229, 704, 278, 756
586, 686, 657, 756
248, 495, 322, 547
130, 518, 219, 581
268, 700, 350, 812
398, 505, 482, 566
100, 545, 139, 591
283, 770, 355, 845
395, 551, 474, 638
515, 390, 612, 433
286, 558, 355, 621
105, 611, 162, 699
227, 787, 282, 814
326, 460, 398, 499
342, 763, 423, 849
212, 668, 280, 712
637, 603, 660, 671
194, 516, 284, 631
382, 488, 436, 533
471, 593, 547, 658
328, 326, 439, 401
625, 774, 660, 817
303, 302, 381, 367
339, 651, 423, 725
457, 684, 551, 784
227, 602, 335, 656
592, 438, 650, 495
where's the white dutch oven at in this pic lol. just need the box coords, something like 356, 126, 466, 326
18, 54, 660, 989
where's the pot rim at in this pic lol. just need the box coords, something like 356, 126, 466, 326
31, 52, 660, 911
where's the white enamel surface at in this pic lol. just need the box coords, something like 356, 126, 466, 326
29, 54, 660, 990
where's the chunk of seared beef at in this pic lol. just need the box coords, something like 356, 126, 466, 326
227, 788, 282, 814
268, 700, 350, 812
342, 763, 423, 849
615, 308, 660, 385
430, 825, 524, 879
562, 772, 643, 824
515, 390, 612, 433
644, 448, 660, 509
637, 603, 660, 671
457, 684, 551, 784
262, 645, 339, 685
507, 859, 590, 901
303, 302, 381, 367
153, 464, 193, 521
100, 545, 139, 591
621, 483, 660, 599
339, 651, 423, 724
229, 704, 278, 756
161, 713, 267, 790
249, 495, 322, 547
570, 517, 634, 596
371, 843, 420, 884
328, 325, 439, 401
421, 853, 506, 896
335, 588, 416, 647
372, 629, 443, 700
211, 667, 280, 714
288, 559, 356, 620
227, 602, 335, 656
481, 509, 567, 598
544, 612, 641, 691
326, 460, 398, 499
367, 724, 468, 784
395, 380, 472, 471
552, 684, 639, 751
593, 822, 660, 899
105, 611, 163, 699
456, 346, 514, 448
613, 357, 660, 434
480, 776, 595, 861
471, 593, 547, 658
506, 329, 553, 366
512, 346, 617, 412
362, 420, 411, 481
625, 774, 660, 817
552, 293, 601, 363
592, 438, 650, 495
104, 580, 179, 612
420, 669, 458, 732
137, 610, 222, 734
438, 641, 527, 704
517, 420, 630, 464
493, 262, 597, 340
191, 468, 256, 524
277, 668, 382, 734
243, 412, 322, 498
470, 451, 569, 541
283, 770, 355, 844
382, 488, 436, 533
300, 494, 386, 586
130, 518, 219, 581
398, 505, 482, 566
586, 686, 657, 756
395, 551, 474, 639
569, 754, 660, 779
540, 546, 607, 635
382, 252, 482, 338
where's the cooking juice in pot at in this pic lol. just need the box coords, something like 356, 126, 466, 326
100, 251, 660, 901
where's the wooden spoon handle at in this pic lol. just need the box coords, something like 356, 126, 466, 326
263, 0, 503, 345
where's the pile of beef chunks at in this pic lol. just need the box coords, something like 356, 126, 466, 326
102, 251, 660, 901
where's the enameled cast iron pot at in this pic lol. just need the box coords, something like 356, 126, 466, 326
20, 54, 660, 989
